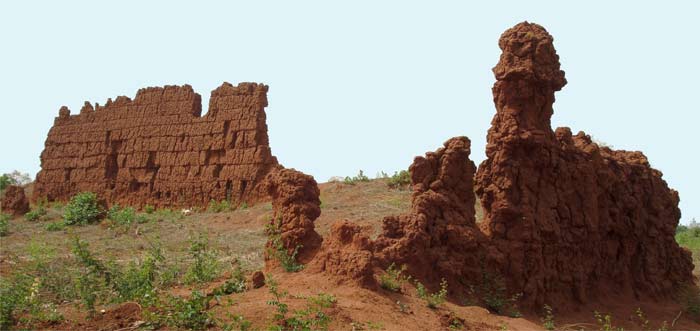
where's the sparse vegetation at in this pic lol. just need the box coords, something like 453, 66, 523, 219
344, 170, 370, 185
387, 170, 411, 189
24, 205, 47, 222
594, 311, 623, 331
44, 221, 66, 231
415, 278, 448, 309
265, 218, 304, 272
63, 192, 102, 225
144, 204, 155, 214
379, 263, 410, 292
541, 304, 555, 330
183, 233, 222, 284
677, 283, 700, 322
266, 276, 336, 331
0, 213, 9, 236
466, 267, 522, 317
208, 199, 232, 213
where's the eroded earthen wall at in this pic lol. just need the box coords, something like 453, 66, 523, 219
33, 82, 278, 208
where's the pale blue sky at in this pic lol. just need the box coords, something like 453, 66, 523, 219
1, 1, 698, 224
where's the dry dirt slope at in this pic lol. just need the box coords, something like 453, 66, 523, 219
0, 179, 697, 330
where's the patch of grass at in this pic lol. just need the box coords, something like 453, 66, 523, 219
415, 278, 448, 309
387, 170, 411, 189
63, 192, 102, 225
24, 205, 47, 222
0, 213, 9, 236
344, 170, 370, 185
265, 219, 304, 272
107, 204, 137, 225
44, 221, 66, 231
183, 233, 222, 284
208, 199, 232, 213
677, 284, 700, 322
379, 263, 410, 292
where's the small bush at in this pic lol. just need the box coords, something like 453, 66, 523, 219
144, 204, 155, 214
44, 221, 66, 232
208, 199, 232, 213
0, 213, 9, 236
107, 204, 137, 225
387, 170, 411, 189
379, 263, 410, 292
415, 279, 448, 309
0, 273, 32, 329
344, 170, 370, 185
265, 219, 304, 272
24, 206, 47, 222
678, 284, 700, 322
183, 233, 222, 284
63, 192, 102, 225
211, 264, 247, 297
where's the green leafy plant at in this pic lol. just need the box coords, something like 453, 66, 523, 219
265, 219, 304, 272
467, 268, 521, 317
183, 233, 222, 284
208, 199, 232, 213
387, 170, 411, 189
541, 304, 555, 330
0, 213, 9, 236
344, 170, 370, 185
63, 192, 102, 225
0, 273, 33, 329
0, 174, 13, 192
24, 205, 47, 222
415, 278, 448, 309
212, 263, 247, 297
379, 263, 410, 292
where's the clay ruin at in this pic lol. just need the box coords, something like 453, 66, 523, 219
33, 82, 278, 208
278, 22, 695, 310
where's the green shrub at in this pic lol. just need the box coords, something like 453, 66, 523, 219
379, 263, 410, 292
415, 279, 448, 309
265, 219, 304, 272
107, 204, 136, 225
678, 284, 700, 322
387, 170, 411, 189
63, 192, 102, 225
344, 170, 370, 185
211, 264, 247, 297
44, 221, 66, 232
0, 273, 32, 329
24, 206, 47, 222
0, 213, 9, 236
183, 233, 222, 284
467, 268, 522, 317
144, 204, 155, 214
208, 199, 232, 213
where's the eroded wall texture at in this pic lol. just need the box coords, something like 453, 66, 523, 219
33, 82, 278, 208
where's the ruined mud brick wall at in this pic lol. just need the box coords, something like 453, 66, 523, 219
474, 22, 694, 308
33, 82, 279, 208
308, 22, 694, 311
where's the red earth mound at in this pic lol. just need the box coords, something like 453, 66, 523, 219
262, 168, 323, 268
1, 185, 30, 216
301, 22, 695, 312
